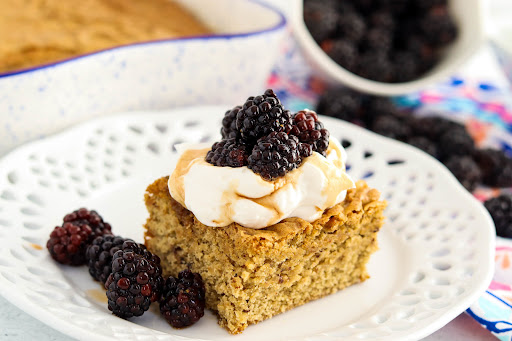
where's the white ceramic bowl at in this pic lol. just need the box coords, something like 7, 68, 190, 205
292, 0, 486, 96
0, 0, 286, 156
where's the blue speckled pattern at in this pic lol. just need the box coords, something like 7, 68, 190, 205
0, 0, 286, 155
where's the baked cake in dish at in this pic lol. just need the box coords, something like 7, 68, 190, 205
143, 89, 386, 333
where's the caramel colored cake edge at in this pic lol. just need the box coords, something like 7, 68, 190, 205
144, 176, 386, 334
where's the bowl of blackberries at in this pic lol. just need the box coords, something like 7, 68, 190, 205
294, 0, 486, 95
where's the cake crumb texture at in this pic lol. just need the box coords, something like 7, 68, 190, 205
0, 0, 210, 73
144, 177, 386, 334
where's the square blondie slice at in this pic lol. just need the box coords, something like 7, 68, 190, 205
144, 177, 386, 334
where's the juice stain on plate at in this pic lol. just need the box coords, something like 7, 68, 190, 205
30, 243, 43, 250
86, 288, 107, 303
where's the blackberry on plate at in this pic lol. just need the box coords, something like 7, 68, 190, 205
371, 115, 411, 141
63, 208, 112, 237
47, 222, 93, 265
221, 106, 241, 139
235, 89, 293, 144
316, 87, 362, 123
248, 132, 303, 181
159, 269, 206, 328
289, 110, 330, 156
473, 149, 512, 188
443, 155, 482, 192
47, 208, 112, 265
437, 127, 475, 160
205, 138, 248, 168
86, 236, 142, 284
105, 249, 163, 318
407, 136, 438, 158
484, 195, 512, 238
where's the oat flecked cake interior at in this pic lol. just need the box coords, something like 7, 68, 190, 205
144, 177, 386, 334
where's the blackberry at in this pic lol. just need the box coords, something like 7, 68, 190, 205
362, 28, 393, 53
484, 195, 512, 238
303, 1, 339, 42
378, 0, 409, 14
159, 270, 206, 328
289, 110, 330, 156
221, 106, 241, 139
47, 222, 93, 265
371, 115, 411, 141
437, 126, 475, 160
337, 12, 366, 43
321, 39, 358, 72
370, 11, 395, 33
407, 136, 438, 158
392, 51, 419, 83
420, 7, 458, 47
357, 52, 393, 83
415, 0, 448, 11
361, 95, 399, 127
248, 132, 302, 181
47, 208, 112, 265
205, 138, 248, 168
402, 35, 436, 71
63, 208, 112, 238
86, 236, 141, 284
443, 155, 482, 192
105, 249, 164, 318
316, 87, 362, 123
473, 149, 512, 188
235, 89, 293, 144
410, 116, 462, 140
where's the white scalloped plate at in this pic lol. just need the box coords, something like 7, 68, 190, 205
0, 107, 495, 341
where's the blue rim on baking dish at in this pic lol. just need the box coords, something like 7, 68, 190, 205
0, 0, 287, 78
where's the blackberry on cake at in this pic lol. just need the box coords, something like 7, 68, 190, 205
47, 208, 112, 265
247, 132, 302, 181
159, 269, 206, 328
235, 89, 293, 144
105, 249, 164, 318
220, 106, 241, 140
289, 110, 330, 156
205, 138, 248, 168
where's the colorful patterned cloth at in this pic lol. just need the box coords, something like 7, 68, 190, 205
267, 36, 512, 340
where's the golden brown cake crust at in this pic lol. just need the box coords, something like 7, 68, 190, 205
0, 0, 211, 73
144, 177, 386, 334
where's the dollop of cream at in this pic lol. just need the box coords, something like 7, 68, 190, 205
168, 138, 355, 229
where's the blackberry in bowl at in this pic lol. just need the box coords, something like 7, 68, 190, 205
294, 0, 485, 95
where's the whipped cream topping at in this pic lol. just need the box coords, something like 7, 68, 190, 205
168, 138, 355, 229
